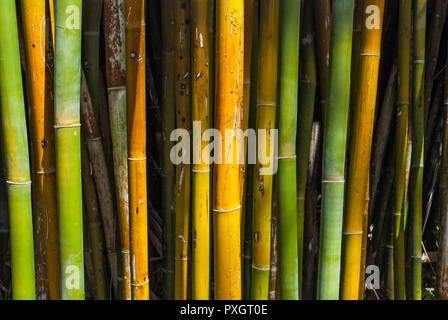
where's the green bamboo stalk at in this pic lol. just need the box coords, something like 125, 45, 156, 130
251, 0, 279, 300
277, 0, 300, 301
54, 0, 85, 300
0, 0, 35, 300
317, 0, 354, 300
408, 0, 427, 300
393, 0, 412, 301
296, 0, 316, 299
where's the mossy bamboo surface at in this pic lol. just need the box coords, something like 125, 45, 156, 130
20, 0, 60, 300
0, 0, 36, 300
80, 71, 118, 298
278, 0, 301, 301
393, 0, 412, 301
214, 0, 244, 300
174, 0, 191, 300
125, 0, 149, 300
341, 0, 384, 300
191, 0, 211, 300
251, 0, 279, 300
160, 0, 176, 300
269, 177, 278, 300
296, 0, 314, 299
408, 0, 427, 300
81, 142, 107, 300
437, 44, 448, 299
54, 0, 85, 300
317, 0, 354, 300
103, 0, 131, 300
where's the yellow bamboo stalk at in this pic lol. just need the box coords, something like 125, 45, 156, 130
20, 0, 60, 300
251, 0, 279, 300
214, 0, 244, 300
341, 0, 385, 300
191, 0, 211, 300
125, 0, 149, 300
174, 0, 192, 300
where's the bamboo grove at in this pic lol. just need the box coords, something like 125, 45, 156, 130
0, 0, 448, 301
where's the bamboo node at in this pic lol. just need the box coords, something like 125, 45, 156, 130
107, 86, 126, 92
192, 168, 211, 173
277, 155, 296, 160
86, 137, 102, 142
36, 169, 56, 175
54, 123, 81, 129
360, 53, 381, 58
6, 180, 32, 185
121, 249, 130, 254
213, 205, 241, 214
322, 179, 345, 183
343, 231, 363, 236
131, 279, 149, 287
128, 157, 147, 161
251, 264, 270, 271
413, 60, 425, 65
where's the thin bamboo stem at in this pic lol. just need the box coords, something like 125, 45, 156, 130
125, 0, 149, 300
191, 0, 211, 300
408, 0, 427, 300
393, 0, 412, 301
160, 0, 176, 300
251, 0, 279, 300
103, 0, 131, 300
174, 0, 191, 300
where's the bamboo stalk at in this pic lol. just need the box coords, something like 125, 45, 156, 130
125, 0, 149, 300
317, 0, 354, 300
82, 0, 103, 121
243, 0, 259, 299
174, 0, 191, 300
240, 0, 255, 233
437, 41, 448, 299
393, 0, 412, 301
296, 0, 315, 299
0, 0, 36, 300
54, 0, 85, 300
81, 141, 107, 300
191, 0, 211, 300
214, 0, 244, 300
424, 0, 448, 132
408, 0, 427, 300
160, 0, 176, 300
20, 0, 60, 300
251, 0, 279, 300
269, 177, 278, 300
312, 0, 331, 120
80, 71, 118, 298
341, 0, 385, 300
103, 0, 131, 300
278, 0, 301, 301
